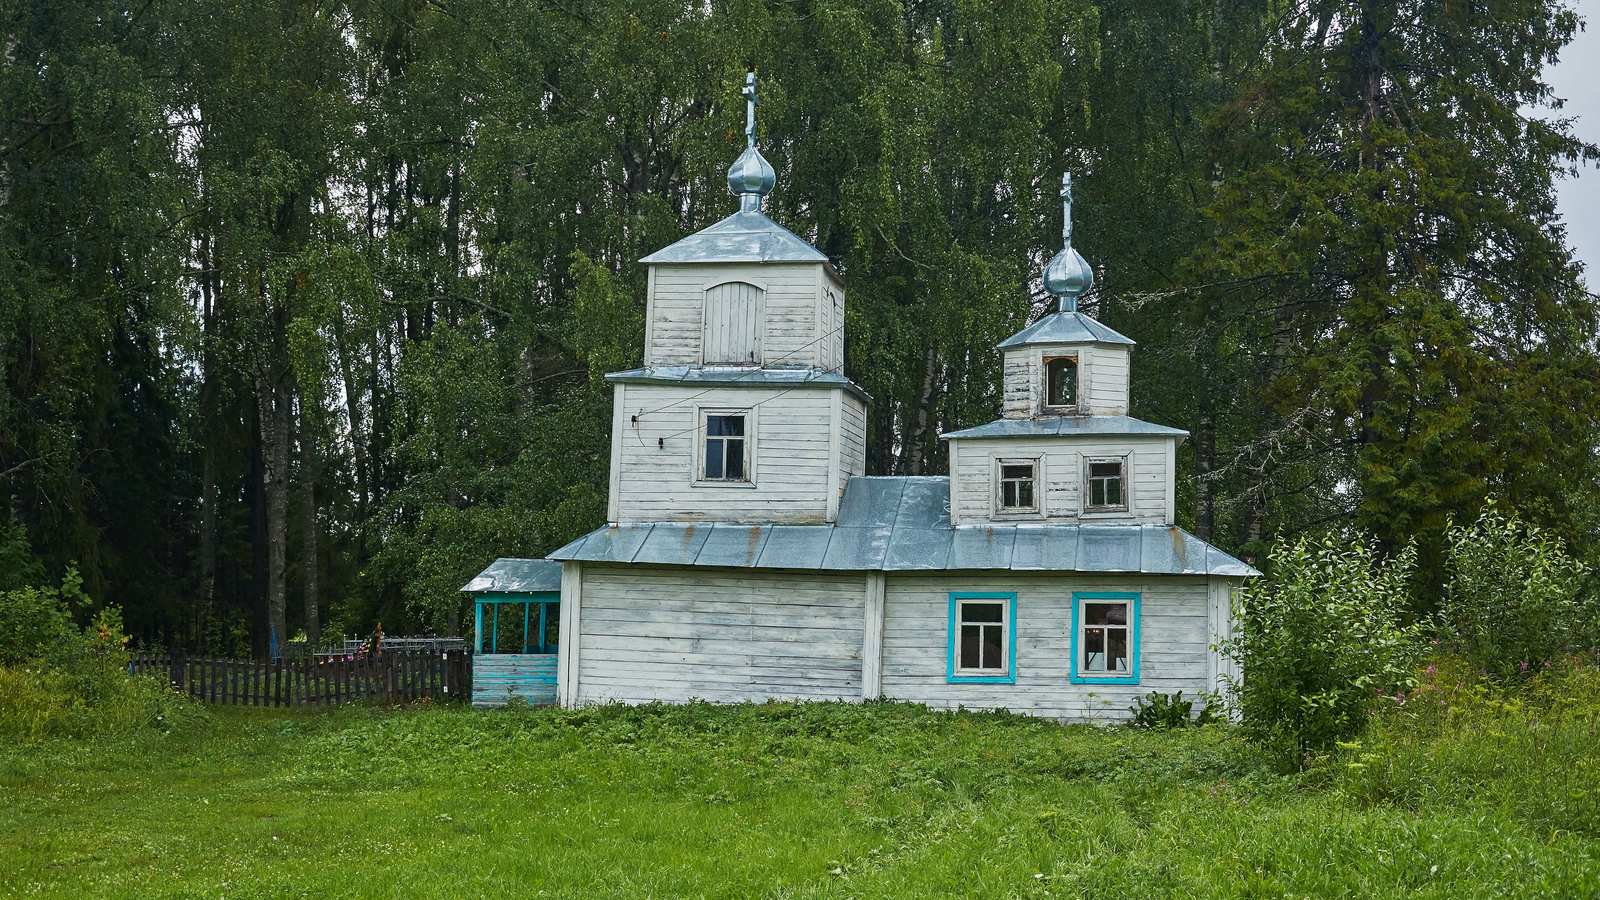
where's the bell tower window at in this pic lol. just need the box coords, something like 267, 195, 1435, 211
702, 281, 765, 365
1043, 356, 1078, 412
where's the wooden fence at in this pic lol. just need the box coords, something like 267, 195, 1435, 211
128, 650, 471, 707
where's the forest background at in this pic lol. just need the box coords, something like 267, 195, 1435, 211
4, 0, 1598, 655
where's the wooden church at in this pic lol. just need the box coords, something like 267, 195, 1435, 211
463, 73, 1256, 720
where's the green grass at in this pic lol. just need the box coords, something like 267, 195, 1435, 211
2, 687, 1598, 899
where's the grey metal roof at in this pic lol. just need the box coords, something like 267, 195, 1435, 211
997, 311, 1136, 349
461, 558, 562, 594
546, 476, 1258, 577
605, 366, 870, 403
639, 209, 828, 265
941, 415, 1189, 441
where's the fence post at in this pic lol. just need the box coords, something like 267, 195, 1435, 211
169, 646, 184, 693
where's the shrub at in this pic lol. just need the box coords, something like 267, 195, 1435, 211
1222, 532, 1429, 768
1441, 501, 1594, 678
0, 570, 204, 742
1128, 691, 1219, 729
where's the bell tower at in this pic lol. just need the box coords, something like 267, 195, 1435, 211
604, 71, 868, 525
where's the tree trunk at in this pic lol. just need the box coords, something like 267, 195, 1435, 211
298, 400, 320, 647
256, 369, 291, 658
902, 343, 940, 475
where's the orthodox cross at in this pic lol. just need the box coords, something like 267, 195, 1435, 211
1061, 171, 1074, 250
742, 71, 758, 149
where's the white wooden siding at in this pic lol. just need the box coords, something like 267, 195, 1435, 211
820, 272, 845, 372
575, 566, 867, 704
838, 394, 867, 499
1085, 346, 1130, 415
948, 436, 1173, 524
647, 263, 825, 367
701, 281, 765, 364
1001, 345, 1129, 417
611, 384, 839, 523
880, 573, 1214, 722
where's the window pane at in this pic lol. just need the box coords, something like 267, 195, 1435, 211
1103, 604, 1127, 626
1108, 628, 1129, 672
981, 625, 1003, 670
1089, 461, 1120, 478
1002, 481, 1018, 508
960, 625, 981, 669
961, 601, 1004, 624
704, 439, 724, 478
1017, 481, 1034, 508
725, 439, 745, 479
1001, 463, 1033, 480
1106, 478, 1122, 506
708, 414, 744, 437
1084, 627, 1104, 671
1046, 358, 1077, 407
1086, 603, 1112, 625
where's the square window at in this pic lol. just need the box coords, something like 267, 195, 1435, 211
701, 412, 749, 482
1044, 356, 1078, 411
1084, 457, 1128, 511
997, 459, 1039, 514
1071, 594, 1140, 684
948, 594, 1017, 683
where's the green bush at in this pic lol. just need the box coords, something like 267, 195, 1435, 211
0, 570, 204, 742
1223, 532, 1429, 768
1441, 501, 1595, 678
1330, 655, 1600, 838
1128, 690, 1219, 729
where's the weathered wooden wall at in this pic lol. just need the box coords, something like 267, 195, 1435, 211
1002, 345, 1131, 419
610, 384, 858, 524
645, 263, 827, 367
837, 394, 868, 500
472, 653, 558, 707
878, 573, 1216, 722
949, 436, 1174, 524
573, 565, 867, 704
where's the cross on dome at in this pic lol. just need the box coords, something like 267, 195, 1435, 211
727, 70, 777, 212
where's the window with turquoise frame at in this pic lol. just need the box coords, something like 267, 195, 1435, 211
1069, 591, 1140, 684
474, 595, 560, 655
947, 592, 1018, 684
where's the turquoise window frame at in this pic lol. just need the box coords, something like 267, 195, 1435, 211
474, 593, 560, 655
946, 591, 1019, 684
1069, 591, 1141, 685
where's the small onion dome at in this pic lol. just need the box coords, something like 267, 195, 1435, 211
1043, 245, 1093, 309
727, 145, 776, 199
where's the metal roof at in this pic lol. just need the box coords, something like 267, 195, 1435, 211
997, 311, 1135, 349
546, 476, 1258, 577
461, 557, 562, 594
638, 209, 828, 265
941, 415, 1188, 441
605, 366, 870, 403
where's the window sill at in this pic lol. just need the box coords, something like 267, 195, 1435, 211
1069, 673, 1140, 686
692, 479, 759, 489
1079, 507, 1131, 518
948, 671, 1017, 685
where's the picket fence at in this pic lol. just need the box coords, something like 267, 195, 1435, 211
128, 650, 471, 707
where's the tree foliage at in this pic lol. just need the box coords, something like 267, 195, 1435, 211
1, 0, 1596, 647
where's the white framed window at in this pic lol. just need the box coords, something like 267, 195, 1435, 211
947, 592, 1017, 684
1042, 355, 1079, 412
1083, 455, 1128, 512
1070, 593, 1140, 684
697, 409, 752, 484
995, 458, 1040, 515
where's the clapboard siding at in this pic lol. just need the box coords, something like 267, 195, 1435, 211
472, 654, 558, 707
575, 566, 867, 705
646, 263, 825, 367
880, 573, 1212, 722
1001, 345, 1130, 418
839, 395, 867, 498
820, 272, 845, 372
611, 384, 842, 523
948, 436, 1173, 524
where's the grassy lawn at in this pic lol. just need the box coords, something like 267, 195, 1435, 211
2, 697, 1598, 899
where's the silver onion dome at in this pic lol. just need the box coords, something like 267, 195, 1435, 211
727, 71, 776, 211
1044, 172, 1093, 311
